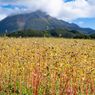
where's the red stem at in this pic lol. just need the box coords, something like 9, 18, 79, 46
0, 68, 3, 92
31, 70, 35, 88
59, 73, 63, 95
0, 80, 1, 92
20, 82, 22, 95
27, 73, 30, 89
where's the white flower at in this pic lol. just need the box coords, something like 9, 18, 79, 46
43, 74, 46, 76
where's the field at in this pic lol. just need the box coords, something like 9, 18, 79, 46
0, 37, 95, 95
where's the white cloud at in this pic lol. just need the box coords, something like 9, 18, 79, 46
0, 7, 7, 20
79, 21, 84, 25
0, 14, 6, 21
0, 0, 95, 21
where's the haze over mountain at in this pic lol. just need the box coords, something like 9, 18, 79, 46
0, 10, 95, 35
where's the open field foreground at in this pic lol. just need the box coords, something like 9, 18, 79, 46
0, 37, 95, 95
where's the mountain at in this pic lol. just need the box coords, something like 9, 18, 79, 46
0, 10, 95, 35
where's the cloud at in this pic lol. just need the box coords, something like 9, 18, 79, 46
88, 0, 95, 5
0, 6, 27, 20
0, 14, 6, 21
79, 21, 84, 25
0, 0, 95, 21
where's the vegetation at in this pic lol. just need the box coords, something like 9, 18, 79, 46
0, 37, 95, 95
74, 34, 95, 39
0, 29, 95, 39
49, 29, 81, 38
6, 29, 51, 37
89, 34, 95, 39
0, 34, 5, 37
74, 34, 91, 39
0, 29, 81, 38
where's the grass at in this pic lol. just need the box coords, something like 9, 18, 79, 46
0, 37, 95, 95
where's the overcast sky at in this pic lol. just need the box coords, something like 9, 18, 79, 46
0, 0, 95, 29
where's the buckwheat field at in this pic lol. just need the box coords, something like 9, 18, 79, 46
0, 37, 95, 95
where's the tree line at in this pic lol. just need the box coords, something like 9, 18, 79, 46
0, 29, 95, 39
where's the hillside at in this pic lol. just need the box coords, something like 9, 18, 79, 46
0, 10, 95, 34
4, 28, 81, 38
48, 29, 81, 38
6, 29, 51, 37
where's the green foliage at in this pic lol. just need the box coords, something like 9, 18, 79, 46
89, 34, 95, 39
6, 29, 52, 37
5, 28, 81, 38
74, 34, 95, 39
48, 29, 81, 38
69, 30, 81, 35
74, 34, 91, 39
47, 25, 49, 30
0, 33, 5, 37
1, 28, 94, 39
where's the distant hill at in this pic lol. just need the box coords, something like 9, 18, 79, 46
0, 10, 95, 35
92, 33, 95, 35
5, 28, 81, 38
48, 29, 81, 38
6, 29, 51, 37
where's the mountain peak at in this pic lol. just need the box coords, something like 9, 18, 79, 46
0, 10, 95, 34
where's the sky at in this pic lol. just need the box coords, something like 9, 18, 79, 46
0, 0, 95, 29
